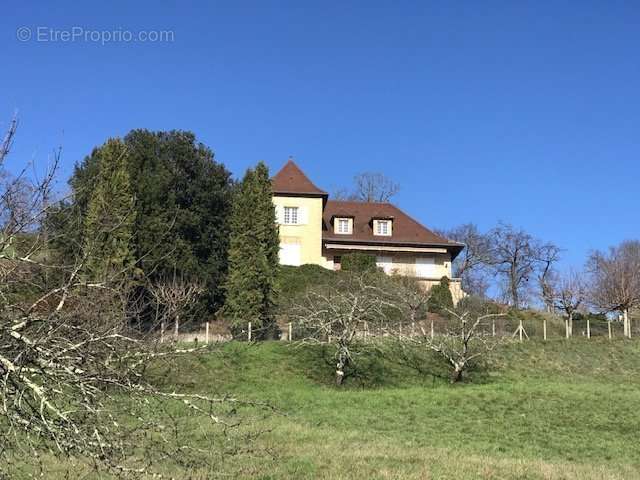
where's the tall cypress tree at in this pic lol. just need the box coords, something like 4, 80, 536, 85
83, 138, 136, 279
224, 162, 279, 339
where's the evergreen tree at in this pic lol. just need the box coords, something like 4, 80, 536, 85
55, 130, 234, 315
83, 138, 135, 279
224, 162, 280, 339
427, 276, 454, 314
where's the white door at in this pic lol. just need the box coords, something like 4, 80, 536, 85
415, 257, 436, 278
376, 256, 393, 274
279, 243, 301, 266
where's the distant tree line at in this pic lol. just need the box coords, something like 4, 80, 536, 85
439, 222, 640, 335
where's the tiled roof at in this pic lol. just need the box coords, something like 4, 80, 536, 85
323, 200, 463, 253
272, 159, 327, 196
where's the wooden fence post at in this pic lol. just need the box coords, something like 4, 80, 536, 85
519, 319, 523, 343
248, 322, 252, 342
492, 318, 496, 337
608, 321, 612, 340
587, 319, 591, 339
205, 322, 210, 344
543, 319, 547, 341
430, 320, 434, 339
288, 322, 292, 342
160, 321, 165, 344
565, 319, 569, 339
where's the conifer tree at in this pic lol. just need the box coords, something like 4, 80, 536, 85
427, 276, 454, 314
224, 162, 280, 339
57, 130, 234, 315
83, 138, 136, 279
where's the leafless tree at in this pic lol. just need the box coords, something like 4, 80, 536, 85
0, 117, 254, 477
396, 309, 505, 383
291, 272, 399, 386
552, 270, 587, 336
438, 223, 492, 297
488, 223, 559, 309
537, 243, 562, 312
588, 241, 640, 337
149, 273, 204, 339
388, 275, 430, 327
333, 172, 400, 203
0, 113, 18, 164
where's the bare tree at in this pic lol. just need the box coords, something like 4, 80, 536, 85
438, 223, 492, 297
388, 275, 430, 327
333, 172, 400, 203
488, 223, 559, 309
537, 243, 562, 312
397, 309, 504, 383
588, 241, 640, 338
291, 272, 399, 386
0, 113, 18, 164
149, 273, 204, 339
0, 117, 253, 476
552, 270, 587, 336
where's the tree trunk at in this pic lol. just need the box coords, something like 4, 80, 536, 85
451, 365, 464, 383
511, 281, 519, 309
335, 349, 347, 386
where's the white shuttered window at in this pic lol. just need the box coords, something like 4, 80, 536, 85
283, 206, 299, 225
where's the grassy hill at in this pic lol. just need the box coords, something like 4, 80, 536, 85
20, 338, 640, 479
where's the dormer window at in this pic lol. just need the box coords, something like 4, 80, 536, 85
374, 219, 392, 236
335, 217, 352, 235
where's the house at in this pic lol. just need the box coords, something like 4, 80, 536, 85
271, 159, 465, 301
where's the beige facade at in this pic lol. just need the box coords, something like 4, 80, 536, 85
271, 160, 465, 302
322, 248, 464, 303
273, 195, 329, 267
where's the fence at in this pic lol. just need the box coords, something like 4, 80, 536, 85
163, 316, 635, 344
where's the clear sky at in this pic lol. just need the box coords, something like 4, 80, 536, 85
2, 1, 639, 269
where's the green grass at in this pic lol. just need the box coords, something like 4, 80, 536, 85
14, 338, 640, 479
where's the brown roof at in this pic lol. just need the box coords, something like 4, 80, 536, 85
272, 159, 327, 197
323, 200, 463, 254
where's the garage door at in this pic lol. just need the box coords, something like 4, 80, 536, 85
279, 243, 301, 266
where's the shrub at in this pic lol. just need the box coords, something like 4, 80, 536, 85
427, 276, 454, 314
277, 264, 337, 302
341, 253, 377, 273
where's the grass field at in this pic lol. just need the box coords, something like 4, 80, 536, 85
17, 338, 640, 479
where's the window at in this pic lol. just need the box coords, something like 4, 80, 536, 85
375, 220, 391, 236
283, 206, 299, 225
415, 257, 436, 278
336, 218, 351, 234
376, 256, 393, 274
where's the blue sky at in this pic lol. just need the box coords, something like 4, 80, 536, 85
2, 1, 639, 269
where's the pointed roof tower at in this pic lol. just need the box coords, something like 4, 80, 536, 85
271, 158, 328, 198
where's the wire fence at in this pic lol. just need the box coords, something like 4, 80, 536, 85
166, 315, 636, 345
